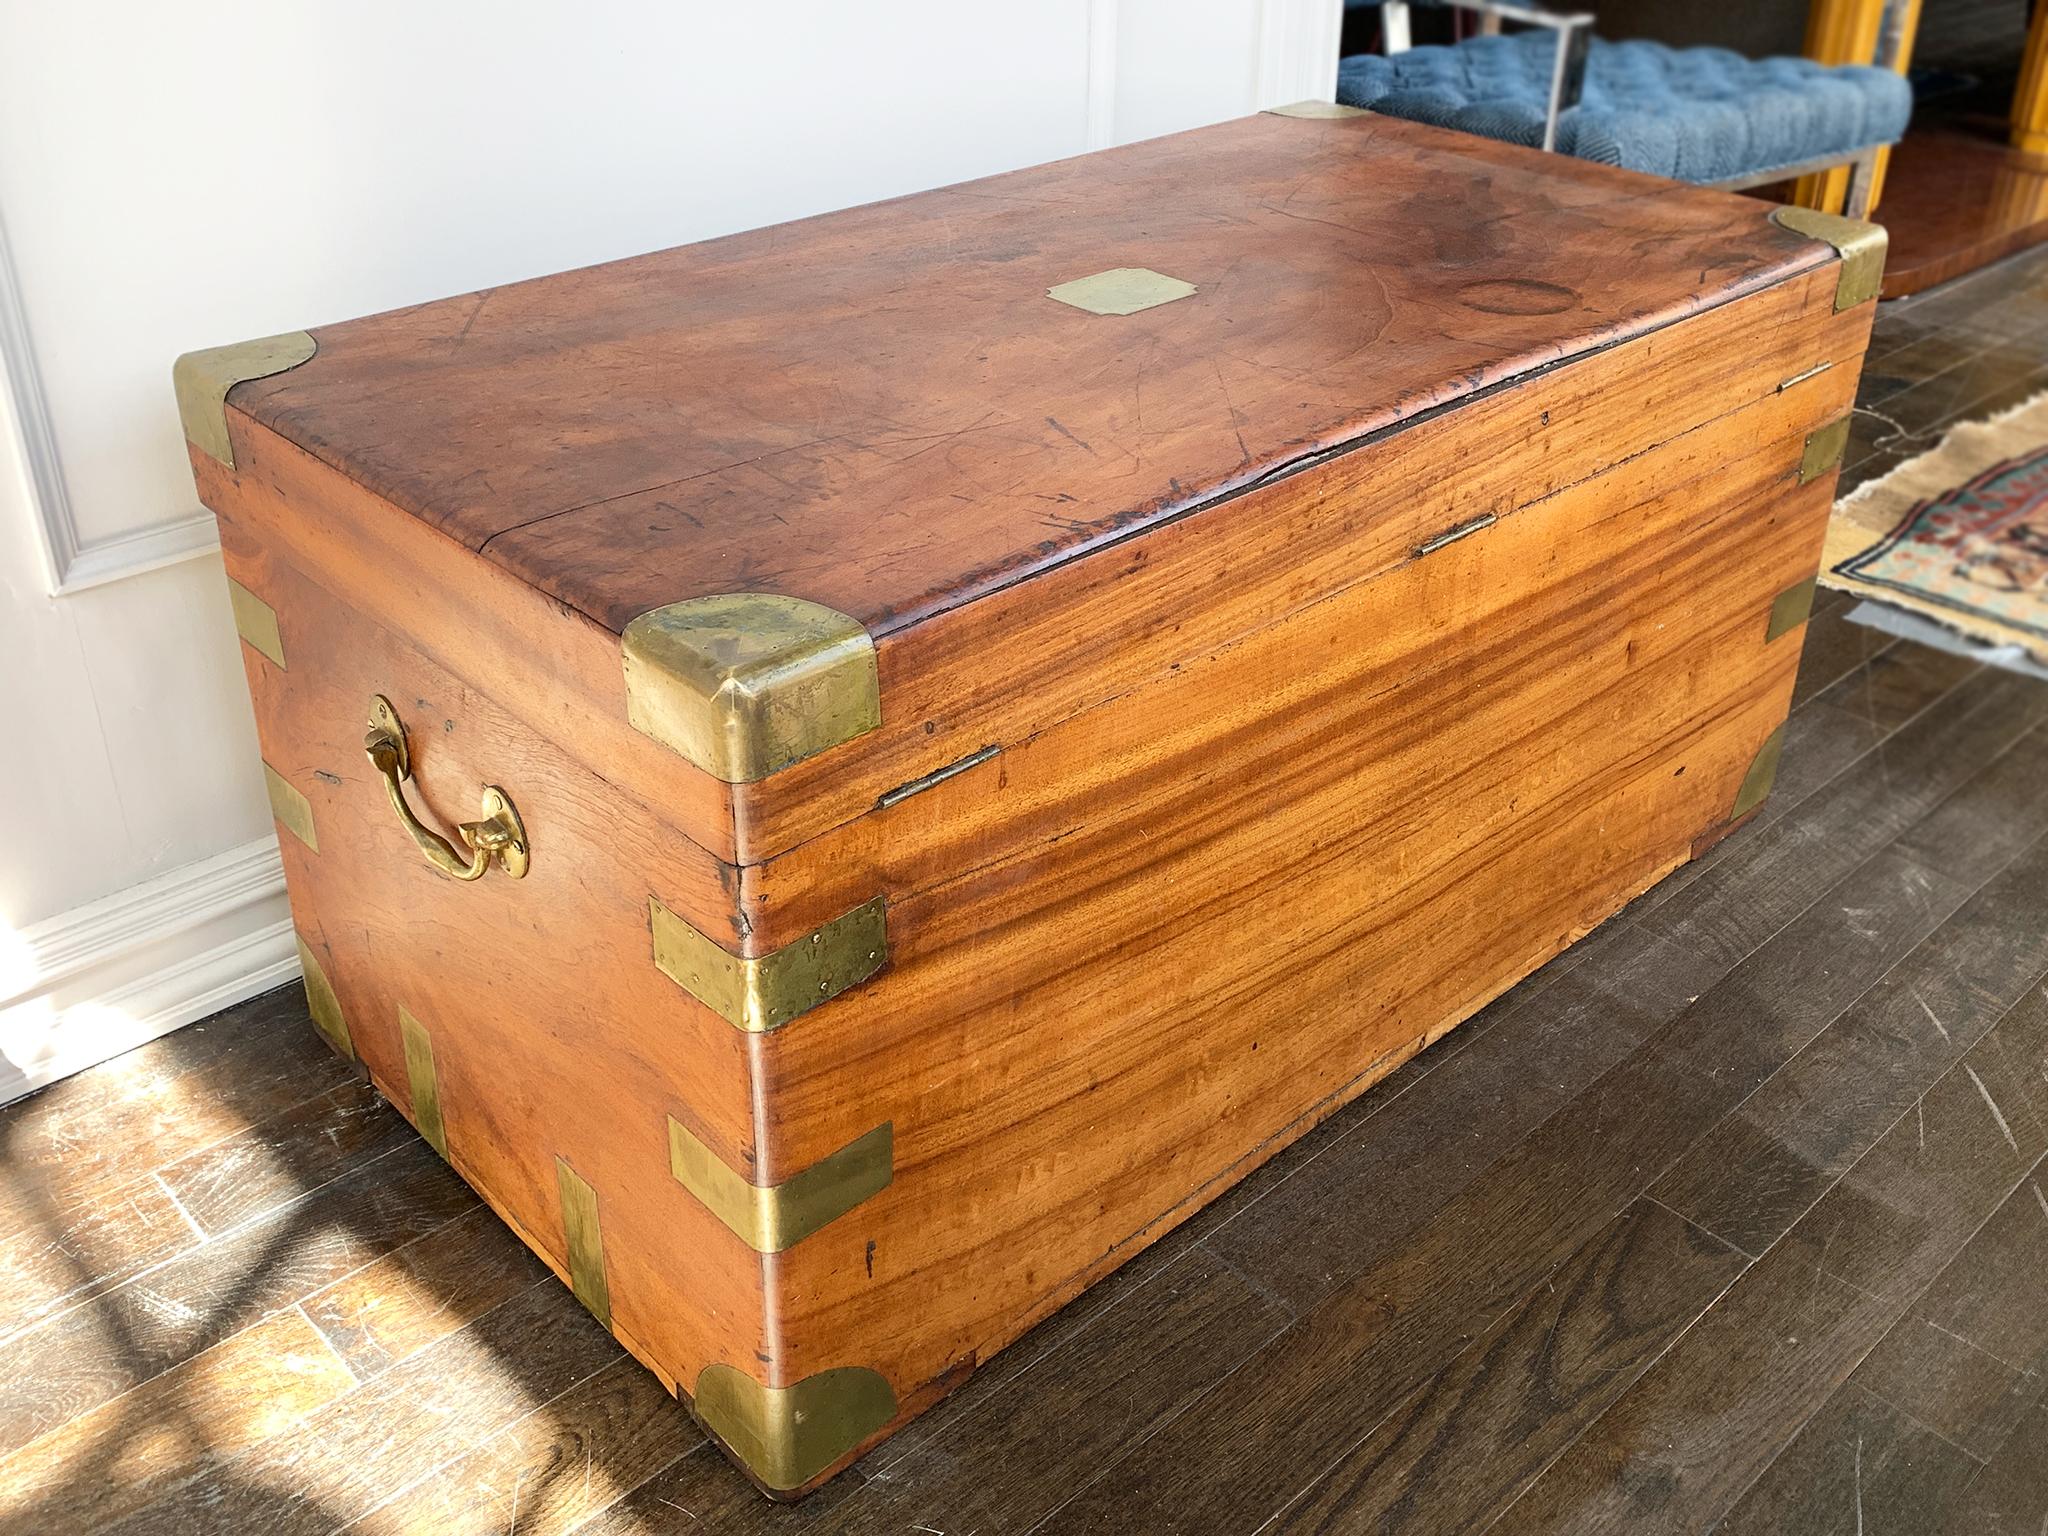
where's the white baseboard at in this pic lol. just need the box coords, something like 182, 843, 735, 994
0, 836, 299, 1106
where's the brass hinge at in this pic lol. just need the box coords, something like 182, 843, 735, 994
651, 896, 886, 1034
692, 1364, 897, 1497
1770, 207, 1888, 312
668, 1117, 892, 1253
295, 935, 353, 1060
621, 594, 881, 782
172, 332, 317, 469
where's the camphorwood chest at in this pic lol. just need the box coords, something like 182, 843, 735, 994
177, 107, 1884, 1497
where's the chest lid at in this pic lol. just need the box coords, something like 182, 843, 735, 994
209, 112, 1827, 636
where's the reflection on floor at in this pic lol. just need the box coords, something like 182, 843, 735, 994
4, 245, 2048, 1536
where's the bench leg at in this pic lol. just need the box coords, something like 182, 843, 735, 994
1842, 148, 1880, 220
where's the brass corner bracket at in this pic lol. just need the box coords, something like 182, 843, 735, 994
172, 331, 317, 469
264, 763, 317, 853
1264, 100, 1369, 119
693, 1363, 897, 1497
1770, 207, 1888, 312
621, 595, 880, 782
294, 934, 353, 1060
227, 578, 285, 668
1765, 575, 1818, 643
1800, 416, 1852, 485
669, 1117, 892, 1253
1732, 723, 1787, 822
399, 1007, 448, 1159
555, 1157, 613, 1327
651, 896, 886, 1034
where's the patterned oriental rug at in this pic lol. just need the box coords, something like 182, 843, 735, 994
1822, 392, 2048, 662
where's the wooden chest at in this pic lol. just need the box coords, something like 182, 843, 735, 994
177, 109, 1883, 1498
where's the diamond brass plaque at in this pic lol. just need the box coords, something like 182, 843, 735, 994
1047, 268, 1197, 317
1265, 100, 1369, 119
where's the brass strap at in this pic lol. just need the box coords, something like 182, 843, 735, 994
668, 1118, 892, 1253
295, 936, 353, 1060
555, 1158, 612, 1327
399, 1008, 447, 1159
651, 896, 886, 1034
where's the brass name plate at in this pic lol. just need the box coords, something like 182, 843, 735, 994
264, 763, 317, 853
669, 1117, 892, 1253
555, 1158, 612, 1328
651, 896, 886, 1034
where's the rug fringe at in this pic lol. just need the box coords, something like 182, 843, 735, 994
1837, 386, 2048, 516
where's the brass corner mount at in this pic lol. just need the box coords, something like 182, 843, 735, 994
692, 1363, 897, 1497
1770, 206, 1887, 312
172, 331, 317, 469
621, 594, 880, 782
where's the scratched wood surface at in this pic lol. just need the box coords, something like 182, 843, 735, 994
11, 251, 2048, 1530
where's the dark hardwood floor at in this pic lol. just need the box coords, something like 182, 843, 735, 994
5, 244, 2048, 1535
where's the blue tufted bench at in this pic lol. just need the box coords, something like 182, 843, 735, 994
1335, 4, 1913, 216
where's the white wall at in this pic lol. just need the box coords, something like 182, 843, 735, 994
0, 0, 1339, 1100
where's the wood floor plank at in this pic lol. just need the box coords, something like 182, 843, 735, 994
98, 1280, 621, 1536
0, 1176, 198, 1346
155, 1077, 416, 1237
1495, 980, 2048, 1534
1264, 1199, 1745, 1536
1650, 830, 2048, 1257
1711, 1382, 1981, 1536
0, 987, 353, 1238
0, 1308, 355, 1534
1936, 1403, 2048, 1534
297, 1204, 551, 1381
342, 1355, 696, 1536
0, 1138, 475, 1460
1632, 669, 2048, 972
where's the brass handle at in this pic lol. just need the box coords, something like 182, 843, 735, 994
364, 695, 530, 881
